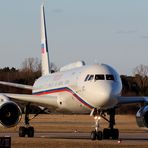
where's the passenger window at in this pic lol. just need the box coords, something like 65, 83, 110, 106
106, 74, 114, 80
95, 75, 105, 80
84, 75, 90, 81
88, 75, 94, 81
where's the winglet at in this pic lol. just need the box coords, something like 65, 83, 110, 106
41, 4, 50, 75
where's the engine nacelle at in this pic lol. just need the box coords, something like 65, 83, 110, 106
136, 106, 148, 128
0, 95, 22, 127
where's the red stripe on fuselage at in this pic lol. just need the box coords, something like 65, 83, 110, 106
34, 88, 93, 109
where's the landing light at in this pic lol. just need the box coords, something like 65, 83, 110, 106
94, 116, 101, 120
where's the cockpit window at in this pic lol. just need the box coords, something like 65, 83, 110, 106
84, 74, 115, 81
95, 75, 105, 80
84, 75, 90, 81
84, 75, 94, 81
106, 74, 114, 80
88, 75, 94, 81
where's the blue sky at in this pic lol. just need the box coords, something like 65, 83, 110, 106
0, 0, 148, 75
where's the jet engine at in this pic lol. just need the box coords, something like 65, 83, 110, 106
0, 95, 22, 127
136, 106, 148, 128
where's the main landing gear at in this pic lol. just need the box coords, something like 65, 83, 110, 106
19, 104, 48, 137
90, 108, 119, 140
19, 104, 34, 137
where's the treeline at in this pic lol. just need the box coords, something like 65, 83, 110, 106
0, 58, 41, 94
117, 64, 148, 114
117, 75, 148, 114
0, 67, 40, 94
0, 59, 147, 114
0, 58, 41, 113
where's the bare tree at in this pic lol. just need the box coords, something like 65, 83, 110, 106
133, 64, 148, 95
21, 57, 58, 74
50, 62, 58, 73
133, 64, 148, 77
21, 57, 41, 72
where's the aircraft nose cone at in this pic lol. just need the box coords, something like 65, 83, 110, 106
101, 86, 112, 97
97, 83, 114, 106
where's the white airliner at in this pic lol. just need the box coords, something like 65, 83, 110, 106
0, 4, 148, 140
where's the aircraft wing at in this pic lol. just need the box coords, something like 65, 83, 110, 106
117, 96, 148, 105
0, 81, 33, 90
1, 93, 58, 109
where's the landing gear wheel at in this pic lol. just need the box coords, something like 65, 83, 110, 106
19, 126, 26, 137
111, 129, 119, 140
90, 131, 96, 140
90, 131, 102, 140
103, 128, 110, 139
103, 128, 119, 140
19, 126, 34, 137
96, 131, 103, 140
27, 126, 34, 137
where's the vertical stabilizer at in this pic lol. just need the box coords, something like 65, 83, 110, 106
41, 4, 50, 75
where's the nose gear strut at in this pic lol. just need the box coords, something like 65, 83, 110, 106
90, 108, 103, 140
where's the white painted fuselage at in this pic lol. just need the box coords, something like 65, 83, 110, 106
33, 63, 122, 114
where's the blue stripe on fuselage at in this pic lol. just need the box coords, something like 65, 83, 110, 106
33, 87, 94, 109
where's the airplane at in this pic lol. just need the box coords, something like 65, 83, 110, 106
0, 4, 148, 140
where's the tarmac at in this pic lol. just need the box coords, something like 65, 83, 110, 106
0, 131, 148, 144
0, 115, 148, 147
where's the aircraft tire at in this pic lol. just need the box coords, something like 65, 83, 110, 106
90, 131, 96, 140
103, 128, 110, 139
27, 126, 34, 137
19, 126, 26, 137
111, 129, 119, 140
96, 131, 103, 140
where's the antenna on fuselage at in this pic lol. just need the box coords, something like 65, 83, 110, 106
41, 4, 51, 75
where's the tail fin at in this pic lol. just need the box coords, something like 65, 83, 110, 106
41, 4, 50, 75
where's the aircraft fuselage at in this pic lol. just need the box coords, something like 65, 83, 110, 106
33, 63, 122, 113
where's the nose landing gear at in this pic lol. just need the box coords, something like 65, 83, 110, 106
90, 116, 103, 140
90, 108, 119, 140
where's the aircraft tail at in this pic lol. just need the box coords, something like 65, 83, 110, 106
41, 4, 50, 75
